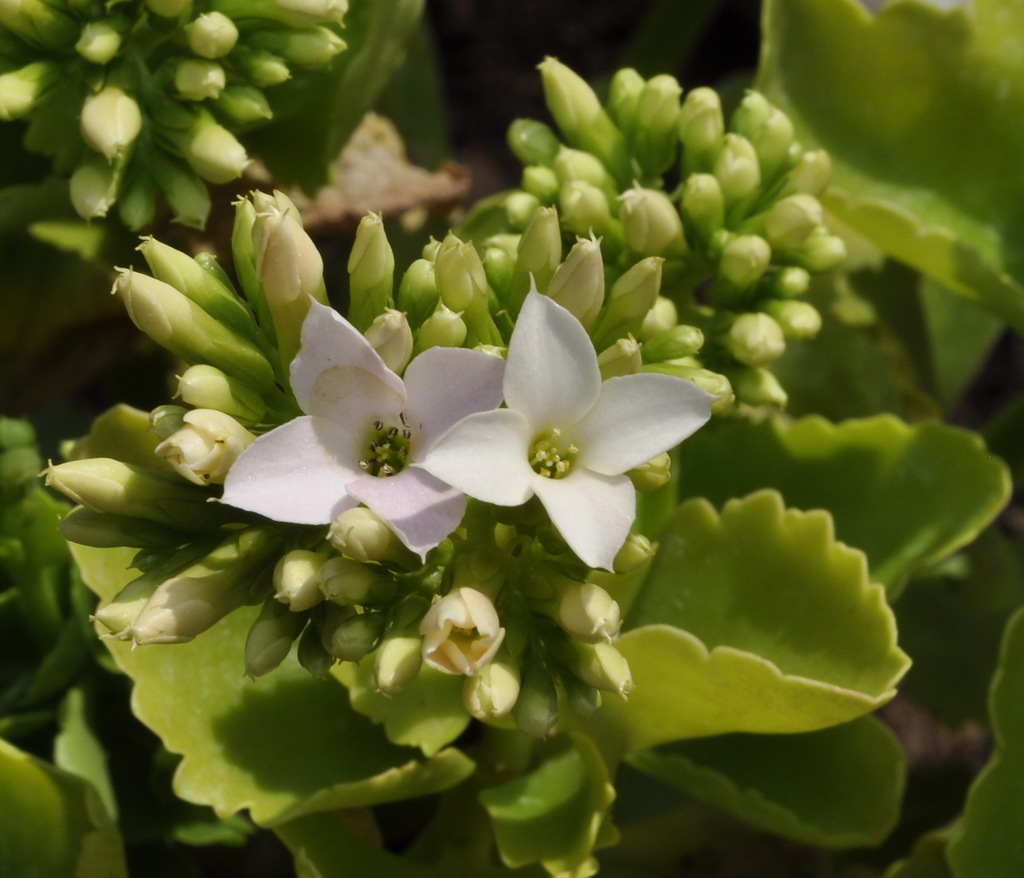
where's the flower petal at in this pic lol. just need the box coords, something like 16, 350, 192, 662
220, 416, 361, 524
504, 290, 601, 432
574, 373, 713, 475
290, 299, 406, 423
347, 468, 467, 560
417, 409, 536, 506
401, 347, 506, 453
533, 469, 635, 570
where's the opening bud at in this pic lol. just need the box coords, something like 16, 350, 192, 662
154, 408, 255, 485
420, 587, 505, 676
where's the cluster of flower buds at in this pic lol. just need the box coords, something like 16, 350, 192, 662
0, 0, 348, 227
497, 58, 846, 408
46, 189, 715, 737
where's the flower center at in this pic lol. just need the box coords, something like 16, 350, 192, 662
529, 427, 579, 479
359, 417, 412, 477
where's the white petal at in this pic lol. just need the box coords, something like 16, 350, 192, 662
290, 299, 406, 423
504, 290, 601, 432
417, 409, 536, 506
401, 347, 506, 453
347, 468, 467, 561
533, 469, 635, 570
574, 373, 713, 475
220, 416, 361, 524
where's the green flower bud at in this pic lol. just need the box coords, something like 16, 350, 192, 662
0, 0, 76, 50
175, 59, 226, 101
627, 451, 672, 492
764, 194, 823, 251
507, 118, 560, 167
464, 658, 521, 720
75, 20, 123, 65
152, 153, 210, 228
59, 506, 188, 550
730, 92, 772, 141
553, 146, 616, 200
434, 232, 485, 314
771, 265, 811, 299
714, 133, 761, 206
374, 634, 422, 694
612, 533, 655, 575
364, 308, 413, 375
93, 574, 161, 638
169, 110, 249, 183
319, 556, 394, 605
641, 324, 704, 362
215, 84, 273, 124
347, 212, 395, 331
619, 186, 686, 257
233, 46, 292, 87
679, 87, 724, 173
483, 241, 516, 296
563, 673, 601, 718
69, 155, 119, 220
632, 74, 683, 178
245, 597, 305, 678
718, 234, 771, 290
396, 257, 439, 328
79, 87, 142, 160
574, 642, 633, 697
643, 362, 734, 413
607, 67, 645, 140
786, 229, 847, 273
113, 269, 276, 389
559, 180, 615, 240
187, 11, 239, 58
273, 549, 326, 611
328, 507, 414, 565
545, 234, 604, 329
155, 408, 255, 486
414, 303, 467, 352
513, 659, 559, 739
510, 205, 562, 311
248, 25, 346, 67
730, 365, 788, 408
320, 606, 384, 662
597, 335, 642, 379
45, 458, 224, 529
538, 56, 630, 185
591, 256, 663, 349
521, 165, 560, 203
727, 312, 786, 367
298, 623, 335, 677
211, 0, 348, 27
750, 108, 796, 183
639, 296, 677, 341
782, 149, 832, 198
131, 527, 279, 644
681, 173, 725, 245
763, 299, 822, 340
504, 191, 541, 231
149, 404, 187, 441
553, 580, 621, 643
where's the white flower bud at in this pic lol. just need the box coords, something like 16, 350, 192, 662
555, 581, 621, 643
273, 549, 326, 611
81, 87, 142, 160
546, 234, 605, 329
365, 309, 413, 375
619, 185, 686, 257
327, 507, 410, 564
75, 21, 123, 65
727, 312, 786, 367
187, 11, 239, 58
597, 335, 642, 379
575, 642, 634, 697
175, 59, 226, 101
463, 658, 521, 720
420, 587, 505, 676
154, 409, 255, 485
374, 635, 423, 694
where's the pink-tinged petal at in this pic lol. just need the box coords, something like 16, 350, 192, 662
504, 290, 601, 432
290, 299, 406, 423
347, 468, 467, 560
402, 347, 506, 453
221, 416, 361, 524
533, 469, 635, 570
417, 409, 536, 506
574, 373, 713, 475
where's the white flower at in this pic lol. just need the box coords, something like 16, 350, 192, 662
420, 587, 505, 675
419, 290, 713, 570
221, 300, 505, 558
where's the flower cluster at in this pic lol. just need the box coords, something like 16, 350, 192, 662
45, 182, 717, 736
0, 0, 348, 227
488, 58, 847, 408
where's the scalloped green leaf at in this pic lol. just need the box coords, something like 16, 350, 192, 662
947, 606, 1024, 877
758, 0, 1024, 331
886, 827, 957, 878
675, 415, 1010, 593
603, 491, 908, 752
0, 737, 127, 878
71, 544, 474, 828
627, 715, 905, 848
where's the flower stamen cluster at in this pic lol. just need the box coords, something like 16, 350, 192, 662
529, 427, 579, 479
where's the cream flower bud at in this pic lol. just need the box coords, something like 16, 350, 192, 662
92, 575, 160, 638
574, 642, 634, 697
175, 59, 226, 101
545, 234, 604, 329
730, 91, 772, 141
714, 133, 761, 205
374, 634, 423, 694
608, 67, 645, 135
176, 365, 266, 423
328, 507, 412, 564
435, 233, 487, 313
681, 173, 725, 245
181, 113, 249, 183
597, 335, 642, 379
253, 193, 325, 305
69, 155, 118, 219
772, 266, 811, 299
763, 299, 822, 340
273, 549, 326, 611
0, 61, 58, 121
750, 108, 796, 182
727, 312, 786, 367
591, 256, 663, 350
81, 87, 142, 160
216, 85, 273, 124
365, 308, 413, 375
149, 404, 187, 440
639, 296, 678, 341
619, 185, 686, 257
555, 581, 622, 643
319, 556, 394, 605
790, 229, 847, 273
76, 21, 123, 65
765, 194, 823, 251
679, 87, 724, 173
782, 148, 832, 198
511, 205, 562, 307
613, 533, 655, 574
627, 451, 672, 492
420, 587, 505, 676
719, 234, 772, 289
463, 658, 521, 720
187, 11, 239, 58
631, 74, 683, 177
154, 409, 255, 485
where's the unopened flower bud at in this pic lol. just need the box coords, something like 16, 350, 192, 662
328, 507, 413, 565
645, 362, 735, 413
731, 365, 788, 407
59, 507, 185, 550
504, 191, 541, 230
81, 87, 142, 160
186, 11, 239, 58
631, 74, 683, 177
435, 233, 486, 313
714, 134, 761, 206
782, 149, 832, 198
234, 46, 291, 87
591, 256, 663, 349
510, 205, 562, 310
464, 658, 521, 720
297, 622, 334, 677
155, 409, 255, 486
521, 165, 560, 203
483, 241, 516, 294
273, 549, 326, 611
574, 642, 634, 697
319, 556, 393, 604
69, 155, 119, 219
0, 61, 58, 120
175, 365, 266, 422
613, 533, 655, 574
507, 118, 560, 167
145, 0, 190, 17
750, 108, 796, 182
765, 194, 823, 251
553, 146, 616, 199
641, 324, 704, 363
607, 67, 645, 136
211, 0, 348, 27
788, 229, 847, 273
175, 59, 226, 101
555, 580, 621, 643
727, 312, 786, 367
149, 404, 187, 440
152, 153, 210, 228
248, 25, 345, 66
619, 186, 686, 257
731, 92, 772, 141
681, 173, 725, 245
513, 660, 559, 738
347, 212, 395, 331
679, 87, 724, 173
597, 335, 642, 379
563, 673, 601, 718
545, 234, 604, 328
364, 309, 413, 374
718, 234, 772, 290
92, 573, 161, 638
771, 266, 811, 298
75, 20, 123, 64
396, 258, 439, 328
320, 606, 384, 661
763, 299, 822, 340
420, 587, 505, 675
374, 634, 422, 694
245, 597, 304, 678
216, 85, 273, 124
559, 180, 616, 241
175, 110, 249, 183
639, 296, 678, 341
414, 303, 467, 352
